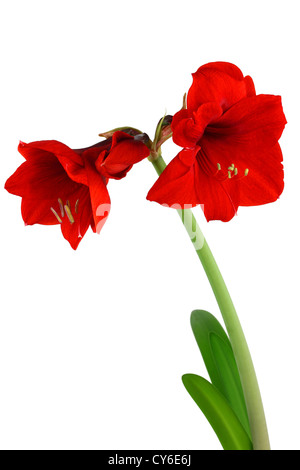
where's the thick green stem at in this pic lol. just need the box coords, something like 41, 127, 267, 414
151, 155, 270, 450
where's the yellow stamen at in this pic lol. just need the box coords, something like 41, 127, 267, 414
217, 163, 221, 171
64, 205, 75, 224
228, 171, 232, 179
228, 165, 234, 171
58, 198, 64, 217
51, 207, 62, 223
244, 168, 249, 176
75, 199, 79, 214
234, 167, 238, 176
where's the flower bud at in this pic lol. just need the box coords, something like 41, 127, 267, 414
99, 126, 142, 139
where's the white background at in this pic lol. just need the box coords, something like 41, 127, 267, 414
0, 0, 299, 451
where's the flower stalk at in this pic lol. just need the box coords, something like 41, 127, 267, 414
150, 154, 270, 450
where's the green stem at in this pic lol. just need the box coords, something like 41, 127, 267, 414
150, 155, 270, 450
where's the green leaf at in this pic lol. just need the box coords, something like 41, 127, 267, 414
190, 310, 251, 439
182, 374, 253, 450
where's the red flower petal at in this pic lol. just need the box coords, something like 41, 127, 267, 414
18, 141, 88, 186
85, 159, 111, 234
100, 131, 150, 179
147, 148, 239, 222
21, 197, 62, 225
195, 94, 286, 209
20, 183, 90, 226
172, 102, 223, 148
193, 159, 239, 221
147, 148, 200, 207
206, 94, 286, 149
238, 143, 284, 206
5, 151, 80, 200
187, 62, 255, 113
60, 187, 93, 250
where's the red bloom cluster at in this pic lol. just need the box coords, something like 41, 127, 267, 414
5, 132, 149, 249
5, 62, 287, 249
147, 62, 287, 221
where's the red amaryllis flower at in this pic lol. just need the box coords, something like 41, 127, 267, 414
147, 62, 287, 221
5, 131, 149, 249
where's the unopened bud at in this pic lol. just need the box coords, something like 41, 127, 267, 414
99, 126, 142, 139
152, 113, 173, 157
133, 133, 151, 147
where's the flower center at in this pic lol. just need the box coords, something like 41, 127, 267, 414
214, 163, 249, 182
197, 148, 249, 183
50, 198, 79, 224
